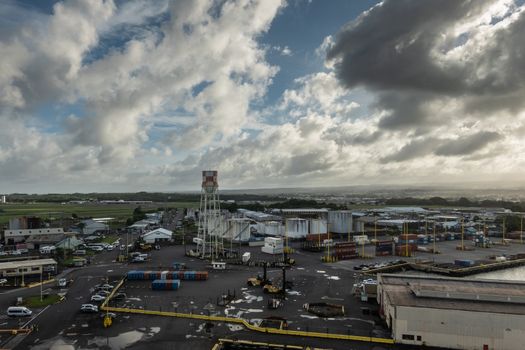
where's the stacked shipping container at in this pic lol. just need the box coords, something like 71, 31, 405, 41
152, 279, 180, 290
375, 240, 393, 256
331, 242, 357, 260
127, 270, 208, 281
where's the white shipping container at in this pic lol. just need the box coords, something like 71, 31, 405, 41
242, 252, 251, 262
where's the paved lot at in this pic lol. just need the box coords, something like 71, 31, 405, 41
2, 235, 523, 350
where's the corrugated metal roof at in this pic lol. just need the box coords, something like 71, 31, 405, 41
0, 258, 57, 270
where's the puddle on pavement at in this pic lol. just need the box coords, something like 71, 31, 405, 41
31, 327, 160, 350
88, 330, 143, 349
30, 337, 77, 350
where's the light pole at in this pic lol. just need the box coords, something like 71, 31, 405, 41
520, 215, 523, 244
40, 268, 43, 302
433, 221, 436, 256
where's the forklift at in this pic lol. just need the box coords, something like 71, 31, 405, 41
247, 262, 271, 287
263, 266, 292, 294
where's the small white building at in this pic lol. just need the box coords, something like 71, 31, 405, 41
261, 237, 283, 255
142, 228, 173, 244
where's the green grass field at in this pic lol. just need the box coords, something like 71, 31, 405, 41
24, 294, 62, 307
0, 202, 199, 226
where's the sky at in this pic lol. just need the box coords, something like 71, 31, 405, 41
1, 0, 525, 193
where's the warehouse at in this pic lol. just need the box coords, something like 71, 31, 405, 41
377, 274, 525, 350
141, 228, 173, 244
3, 228, 64, 245
0, 258, 57, 278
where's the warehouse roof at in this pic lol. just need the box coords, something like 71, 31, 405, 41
379, 274, 525, 315
0, 259, 57, 270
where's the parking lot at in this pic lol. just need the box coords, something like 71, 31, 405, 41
1, 234, 522, 350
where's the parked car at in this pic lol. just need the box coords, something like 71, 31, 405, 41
73, 249, 86, 256
57, 278, 68, 288
10, 250, 22, 256
90, 246, 104, 252
99, 284, 114, 290
80, 304, 98, 313
111, 293, 127, 301
95, 290, 110, 296
91, 294, 106, 302
39, 246, 56, 254
106, 245, 114, 251
7, 306, 32, 317
131, 256, 145, 263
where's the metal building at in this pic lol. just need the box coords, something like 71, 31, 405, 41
377, 274, 525, 350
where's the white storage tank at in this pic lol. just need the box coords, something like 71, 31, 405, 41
226, 218, 251, 242
309, 219, 327, 234
286, 218, 309, 238
265, 221, 284, 236
256, 221, 284, 236
328, 210, 353, 234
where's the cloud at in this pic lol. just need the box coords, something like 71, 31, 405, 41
381, 131, 503, 163
327, 0, 525, 131
435, 131, 502, 156
2, 0, 525, 192
0, 0, 285, 189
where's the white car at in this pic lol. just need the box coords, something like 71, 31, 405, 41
57, 278, 68, 288
99, 284, 114, 290
106, 245, 114, 251
80, 304, 98, 313
91, 294, 106, 302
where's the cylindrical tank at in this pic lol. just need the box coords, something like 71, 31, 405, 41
258, 221, 283, 236
309, 219, 327, 234
286, 218, 309, 238
328, 210, 353, 234
227, 219, 251, 241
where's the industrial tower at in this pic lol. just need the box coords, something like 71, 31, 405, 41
198, 170, 222, 259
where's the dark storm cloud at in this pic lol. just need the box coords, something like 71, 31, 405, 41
435, 131, 502, 156
381, 131, 502, 163
380, 137, 438, 163
327, 0, 525, 131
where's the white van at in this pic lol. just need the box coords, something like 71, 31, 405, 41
7, 306, 32, 317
